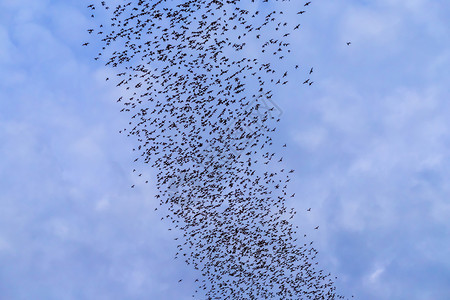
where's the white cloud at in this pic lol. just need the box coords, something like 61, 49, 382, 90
368, 266, 385, 283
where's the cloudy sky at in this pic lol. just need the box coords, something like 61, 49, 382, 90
1, 0, 449, 299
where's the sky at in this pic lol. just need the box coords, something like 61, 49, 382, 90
1, 0, 450, 299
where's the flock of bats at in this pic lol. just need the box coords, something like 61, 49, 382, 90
85, 0, 351, 299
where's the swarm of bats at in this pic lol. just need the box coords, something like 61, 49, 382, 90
86, 1, 348, 299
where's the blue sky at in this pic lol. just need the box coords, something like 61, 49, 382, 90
1, 0, 450, 299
